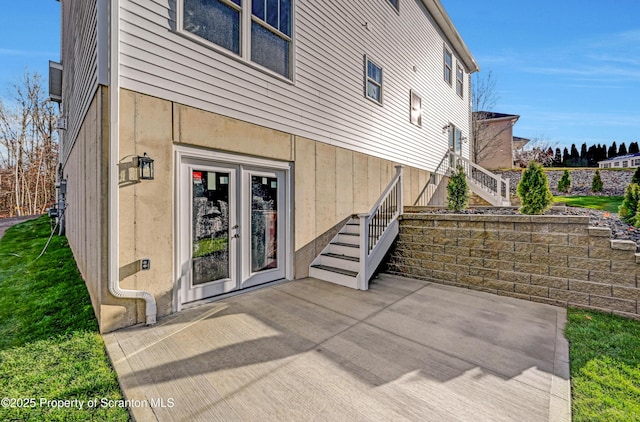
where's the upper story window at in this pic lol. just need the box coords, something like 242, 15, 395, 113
456, 64, 464, 97
181, 0, 293, 79
444, 47, 452, 85
365, 56, 383, 104
251, 0, 292, 78
183, 0, 242, 55
387, 0, 399, 11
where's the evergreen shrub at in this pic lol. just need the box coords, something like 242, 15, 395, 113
447, 165, 469, 212
557, 169, 571, 193
619, 183, 640, 225
591, 169, 603, 193
517, 162, 553, 215
632, 167, 640, 184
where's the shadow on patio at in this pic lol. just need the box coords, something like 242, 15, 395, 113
104, 274, 571, 422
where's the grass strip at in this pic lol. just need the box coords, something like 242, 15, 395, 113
565, 308, 640, 421
0, 216, 129, 421
554, 195, 624, 213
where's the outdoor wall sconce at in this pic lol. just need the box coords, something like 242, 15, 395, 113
137, 152, 154, 180
442, 123, 452, 134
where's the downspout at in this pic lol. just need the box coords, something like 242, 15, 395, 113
107, 0, 156, 325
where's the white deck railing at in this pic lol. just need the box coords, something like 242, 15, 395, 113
446, 150, 510, 206
357, 165, 403, 290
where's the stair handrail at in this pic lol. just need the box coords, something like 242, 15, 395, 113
446, 150, 510, 205
358, 165, 403, 289
413, 152, 449, 206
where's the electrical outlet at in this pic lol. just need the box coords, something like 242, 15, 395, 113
140, 259, 151, 271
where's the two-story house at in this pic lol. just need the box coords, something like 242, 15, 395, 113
50, 0, 482, 332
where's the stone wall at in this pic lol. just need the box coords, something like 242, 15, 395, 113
498, 169, 633, 196
384, 214, 640, 320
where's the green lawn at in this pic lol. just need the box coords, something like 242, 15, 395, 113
554, 196, 624, 213
0, 217, 129, 421
565, 308, 640, 421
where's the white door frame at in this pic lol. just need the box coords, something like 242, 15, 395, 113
173, 146, 293, 312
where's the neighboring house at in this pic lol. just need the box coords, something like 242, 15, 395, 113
473, 112, 529, 169
598, 153, 640, 169
50, 0, 482, 332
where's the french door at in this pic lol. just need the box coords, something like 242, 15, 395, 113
178, 157, 287, 304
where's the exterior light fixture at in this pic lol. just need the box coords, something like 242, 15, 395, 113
442, 123, 452, 134
137, 152, 154, 180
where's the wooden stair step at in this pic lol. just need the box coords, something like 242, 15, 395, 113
321, 252, 359, 262
310, 264, 358, 278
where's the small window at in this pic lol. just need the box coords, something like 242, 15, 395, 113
365, 57, 383, 104
410, 90, 422, 127
456, 64, 464, 97
387, 0, 399, 11
444, 47, 452, 85
614, 162, 620, 167
623, 161, 629, 167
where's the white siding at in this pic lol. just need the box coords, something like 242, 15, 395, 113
119, 0, 473, 172
60, 0, 99, 165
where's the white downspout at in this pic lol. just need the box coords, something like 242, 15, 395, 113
107, 0, 156, 325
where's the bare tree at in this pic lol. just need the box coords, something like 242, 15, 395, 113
0, 71, 58, 217
471, 71, 513, 164
512, 138, 556, 168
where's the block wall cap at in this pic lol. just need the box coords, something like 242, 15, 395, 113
610, 240, 638, 251
588, 227, 612, 237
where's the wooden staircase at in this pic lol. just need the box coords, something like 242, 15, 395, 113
309, 166, 403, 290
309, 217, 361, 288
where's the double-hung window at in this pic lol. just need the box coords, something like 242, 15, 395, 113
456, 64, 464, 97
181, 0, 293, 79
251, 0, 292, 78
444, 47, 452, 85
365, 57, 383, 104
183, 0, 242, 55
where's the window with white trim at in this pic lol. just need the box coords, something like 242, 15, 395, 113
181, 0, 293, 79
387, 0, 399, 11
365, 56, 383, 104
410, 90, 422, 127
456, 64, 464, 97
444, 47, 452, 85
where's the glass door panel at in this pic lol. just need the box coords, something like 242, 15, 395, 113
179, 156, 287, 305
192, 170, 231, 285
251, 175, 279, 273
242, 168, 285, 288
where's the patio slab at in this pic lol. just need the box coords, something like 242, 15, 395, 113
103, 274, 571, 421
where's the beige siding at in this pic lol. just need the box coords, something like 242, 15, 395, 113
62, 88, 109, 325
118, 0, 472, 173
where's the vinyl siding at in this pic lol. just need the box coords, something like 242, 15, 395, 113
60, 0, 100, 165
119, 0, 472, 172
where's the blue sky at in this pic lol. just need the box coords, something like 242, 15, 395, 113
1, 1, 638, 152
442, 0, 640, 151
0, 1, 60, 98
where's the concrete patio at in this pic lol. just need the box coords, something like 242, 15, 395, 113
103, 274, 571, 421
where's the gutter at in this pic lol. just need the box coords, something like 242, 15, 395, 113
423, 0, 479, 73
107, 0, 157, 325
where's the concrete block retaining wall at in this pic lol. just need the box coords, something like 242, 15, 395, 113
384, 214, 640, 320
